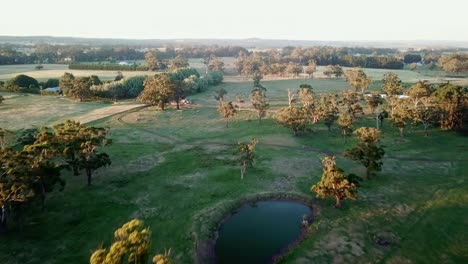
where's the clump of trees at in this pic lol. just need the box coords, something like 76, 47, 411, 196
90, 219, 173, 264
438, 53, 468, 74
69, 63, 148, 71
0, 120, 111, 232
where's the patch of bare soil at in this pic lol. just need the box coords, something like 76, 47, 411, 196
78, 103, 144, 124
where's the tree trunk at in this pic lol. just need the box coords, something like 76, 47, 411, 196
376, 113, 380, 129
87, 168, 92, 186
240, 162, 246, 180
72, 160, 79, 176
0, 205, 7, 233
424, 124, 429, 137
334, 196, 342, 208
399, 127, 404, 140
176, 96, 180, 110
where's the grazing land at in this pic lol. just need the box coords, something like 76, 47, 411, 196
0, 76, 467, 264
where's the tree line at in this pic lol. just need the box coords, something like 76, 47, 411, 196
0, 44, 248, 65
69, 63, 149, 71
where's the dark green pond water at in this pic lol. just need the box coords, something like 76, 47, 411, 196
215, 200, 312, 264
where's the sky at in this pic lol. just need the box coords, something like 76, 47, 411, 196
1, 0, 467, 41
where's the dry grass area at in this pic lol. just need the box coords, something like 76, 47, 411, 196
0, 92, 143, 130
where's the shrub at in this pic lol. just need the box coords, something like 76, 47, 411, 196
207, 70, 224, 85
6, 74, 39, 90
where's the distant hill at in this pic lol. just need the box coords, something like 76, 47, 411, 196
1, 35, 468, 49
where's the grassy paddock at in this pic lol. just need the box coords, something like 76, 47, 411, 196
0, 79, 467, 263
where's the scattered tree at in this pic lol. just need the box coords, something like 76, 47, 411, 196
412, 103, 440, 137
297, 84, 318, 123
332, 65, 344, 78
214, 88, 227, 105
323, 65, 333, 79
250, 91, 269, 123
344, 127, 385, 178
59, 72, 75, 96
305, 60, 317, 78
170, 55, 189, 71
406, 80, 432, 107
71, 77, 92, 102
145, 50, 159, 71
311, 156, 358, 208
237, 138, 258, 179
90, 219, 173, 264
364, 92, 383, 114
431, 83, 467, 130
390, 99, 413, 140
382, 73, 403, 96
275, 106, 308, 136
218, 101, 237, 127
317, 94, 339, 131
345, 68, 372, 93
338, 113, 353, 143
139, 74, 175, 110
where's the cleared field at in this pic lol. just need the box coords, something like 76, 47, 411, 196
0, 92, 143, 130
0, 80, 466, 264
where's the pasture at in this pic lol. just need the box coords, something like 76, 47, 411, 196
0, 77, 467, 264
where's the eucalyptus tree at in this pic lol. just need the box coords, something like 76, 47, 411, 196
311, 156, 358, 208
364, 92, 384, 114
90, 219, 173, 264
305, 60, 317, 78
145, 50, 159, 71
237, 138, 258, 180
250, 91, 269, 123
406, 80, 433, 107
218, 101, 237, 127
390, 99, 413, 140
297, 84, 318, 123
344, 127, 385, 179
337, 113, 354, 143
70, 77, 93, 102
275, 106, 308, 136
431, 83, 467, 130
139, 74, 175, 110
345, 68, 372, 93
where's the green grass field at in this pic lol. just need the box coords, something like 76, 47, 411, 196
0, 78, 467, 264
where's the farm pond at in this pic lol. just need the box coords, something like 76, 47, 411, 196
215, 200, 312, 264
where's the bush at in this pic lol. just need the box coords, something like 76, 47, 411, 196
91, 75, 146, 99
6, 74, 39, 90
207, 70, 224, 85
43, 78, 60, 88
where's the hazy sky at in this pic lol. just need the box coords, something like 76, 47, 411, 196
1, 0, 467, 41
